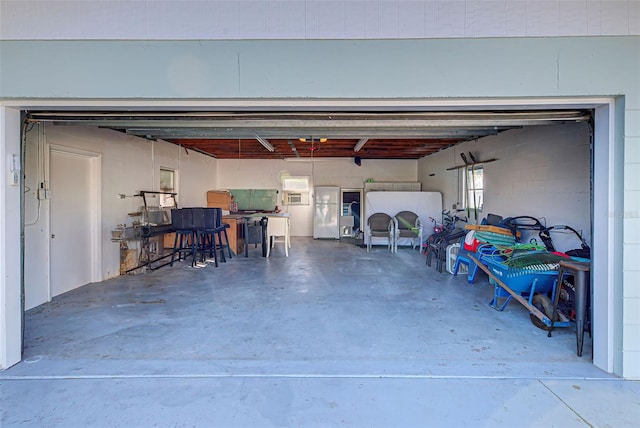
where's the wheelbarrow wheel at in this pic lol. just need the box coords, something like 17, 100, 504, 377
530, 294, 558, 331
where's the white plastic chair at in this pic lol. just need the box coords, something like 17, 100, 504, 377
266, 215, 290, 257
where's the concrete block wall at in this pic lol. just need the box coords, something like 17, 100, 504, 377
23, 124, 218, 310
418, 122, 591, 251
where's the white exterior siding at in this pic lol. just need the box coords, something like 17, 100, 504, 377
1, 0, 638, 40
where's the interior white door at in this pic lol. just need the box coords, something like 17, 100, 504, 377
50, 150, 94, 297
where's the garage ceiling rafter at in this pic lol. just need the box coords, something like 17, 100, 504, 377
27, 109, 590, 160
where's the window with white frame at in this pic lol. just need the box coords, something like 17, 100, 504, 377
465, 166, 484, 212
282, 176, 310, 205
159, 168, 176, 208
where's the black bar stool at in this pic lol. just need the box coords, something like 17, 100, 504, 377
170, 208, 196, 266
213, 208, 232, 259
203, 208, 224, 267
191, 207, 209, 267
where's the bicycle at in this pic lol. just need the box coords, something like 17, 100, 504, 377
424, 210, 468, 272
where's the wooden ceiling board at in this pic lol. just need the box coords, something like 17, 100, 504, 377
171, 138, 465, 159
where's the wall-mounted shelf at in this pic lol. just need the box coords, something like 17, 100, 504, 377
364, 181, 421, 191
446, 158, 498, 171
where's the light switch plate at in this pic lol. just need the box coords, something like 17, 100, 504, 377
10, 171, 20, 186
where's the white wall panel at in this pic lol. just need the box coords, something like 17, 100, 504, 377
625, 160, 640, 191
524, 0, 543, 36
437, 0, 466, 37
505, 1, 527, 36
626, 111, 640, 136
464, 0, 480, 37
218, 1, 241, 39
626, 139, 640, 166
2, 0, 638, 40
266, 1, 307, 39
559, 0, 588, 36
623, 323, 640, 353
631, 0, 640, 33
625, 218, 640, 243
317, 0, 346, 39
146, 1, 207, 39
624, 299, 640, 325
101, 1, 148, 40
423, 1, 439, 37
623, 243, 640, 271
344, 1, 366, 38
378, 1, 400, 39
538, 0, 561, 36
363, 0, 380, 38
601, 0, 631, 35
624, 351, 640, 378
625, 190, 640, 234
477, 0, 506, 37
398, 1, 425, 38
586, 0, 602, 35
237, 1, 267, 40
304, 0, 320, 39
624, 270, 640, 297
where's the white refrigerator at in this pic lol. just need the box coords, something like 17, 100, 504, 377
313, 186, 340, 239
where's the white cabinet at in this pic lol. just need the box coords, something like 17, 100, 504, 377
364, 182, 421, 192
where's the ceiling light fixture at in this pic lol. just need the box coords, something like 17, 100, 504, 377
353, 137, 369, 152
255, 134, 275, 152
299, 137, 327, 143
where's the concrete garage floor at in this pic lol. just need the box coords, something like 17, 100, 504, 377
2, 238, 639, 427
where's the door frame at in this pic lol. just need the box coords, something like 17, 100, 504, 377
340, 188, 363, 237
48, 144, 102, 295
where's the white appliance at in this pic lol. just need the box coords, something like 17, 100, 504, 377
313, 186, 340, 239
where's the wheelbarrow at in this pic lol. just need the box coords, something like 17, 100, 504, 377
469, 248, 572, 330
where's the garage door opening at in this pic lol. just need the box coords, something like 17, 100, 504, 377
6, 97, 621, 376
